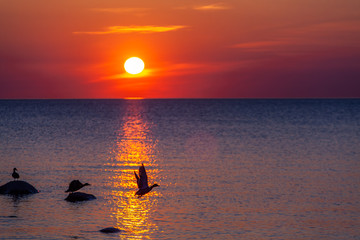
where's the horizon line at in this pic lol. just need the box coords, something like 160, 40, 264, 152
0, 97, 359, 101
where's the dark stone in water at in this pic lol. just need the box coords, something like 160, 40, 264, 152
0, 215, 17, 218
65, 192, 96, 202
99, 227, 122, 233
0, 181, 39, 195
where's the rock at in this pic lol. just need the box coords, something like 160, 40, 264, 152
99, 227, 122, 233
0, 181, 39, 195
65, 192, 96, 202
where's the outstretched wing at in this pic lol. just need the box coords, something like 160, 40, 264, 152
66, 180, 81, 192
70, 180, 81, 188
139, 164, 148, 189
134, 171, 142, 189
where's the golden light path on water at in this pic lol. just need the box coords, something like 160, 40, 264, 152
105, 101, 160, 239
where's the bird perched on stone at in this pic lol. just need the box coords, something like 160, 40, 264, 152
12, 168, 19, 181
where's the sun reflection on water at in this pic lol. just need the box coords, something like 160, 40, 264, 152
105, 101, 160, 239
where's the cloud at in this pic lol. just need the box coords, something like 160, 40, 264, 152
232, 40, 290, 52
106, 69, 153, 79
193, 3, 230, 11
89, 8, 151, 13
232, 20, 360, 53
293, 20, 360, 34
73, 25, 187, 35
99, 61, 242, 81
148, 62, 245, 78
233, 41, 286, 49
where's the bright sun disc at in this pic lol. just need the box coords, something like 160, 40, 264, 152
124, 57, 145, 74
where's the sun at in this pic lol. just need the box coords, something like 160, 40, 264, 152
124, 57, 145, 75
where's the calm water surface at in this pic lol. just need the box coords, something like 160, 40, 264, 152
0, 99, 359, 239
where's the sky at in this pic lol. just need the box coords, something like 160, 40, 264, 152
1, 0, 359, 99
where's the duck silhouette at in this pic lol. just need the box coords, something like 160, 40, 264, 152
134, 163, 159, 197
65, 180, 90, 193
12, 168, 19, 181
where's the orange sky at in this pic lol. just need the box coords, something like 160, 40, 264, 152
1, 0, 359, 98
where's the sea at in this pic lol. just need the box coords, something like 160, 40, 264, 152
0, 99, 359, 240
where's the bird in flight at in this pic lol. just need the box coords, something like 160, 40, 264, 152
134, 163, 159, 197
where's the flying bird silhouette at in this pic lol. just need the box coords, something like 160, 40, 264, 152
134, 163, 159, 197
65, 180, 90, 193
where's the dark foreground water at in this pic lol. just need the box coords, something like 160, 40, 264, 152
0, 99, 359, 239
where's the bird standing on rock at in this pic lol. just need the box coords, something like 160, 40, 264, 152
134, 163, 159, 197
12, 168, 19, 181
65, 180, 90, 193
